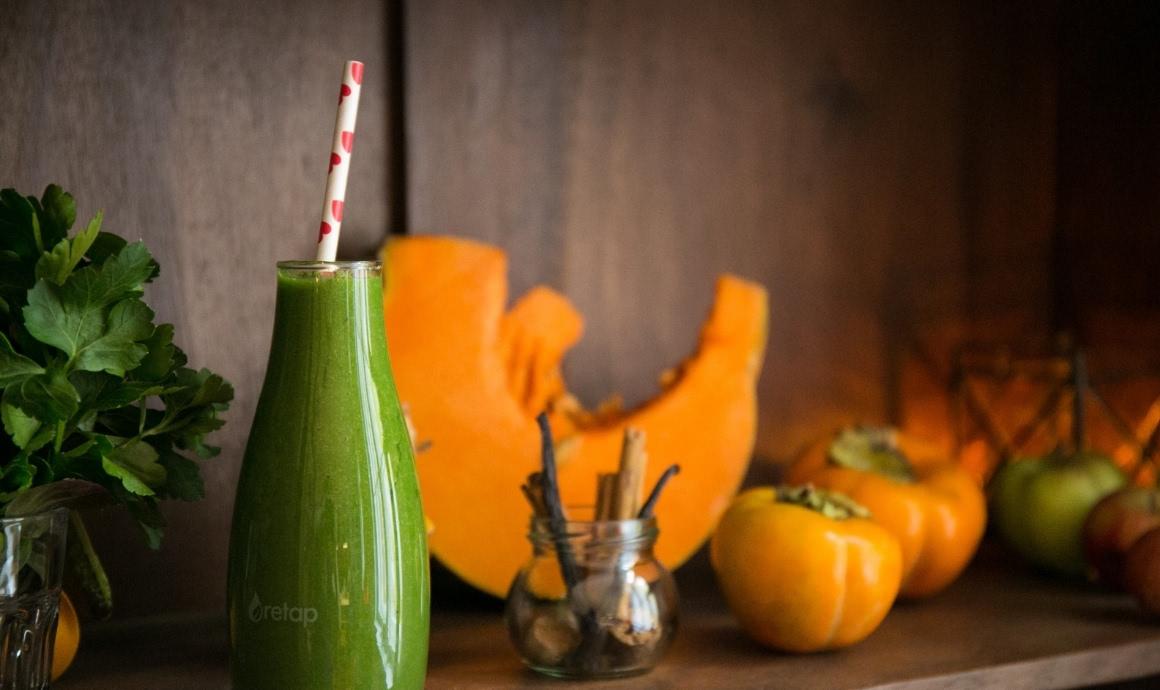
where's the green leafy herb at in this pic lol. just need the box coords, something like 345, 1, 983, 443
0, 185, 233, 612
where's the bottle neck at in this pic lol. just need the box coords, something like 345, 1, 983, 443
266, 262, 388, 375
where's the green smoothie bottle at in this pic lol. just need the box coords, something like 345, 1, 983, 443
228, 260, 429, 689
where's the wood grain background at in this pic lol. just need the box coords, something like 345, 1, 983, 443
2, 0, 1157, 617
404, 0, 1058, 459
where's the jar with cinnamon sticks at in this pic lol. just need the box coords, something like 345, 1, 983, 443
504, 415, 680, 679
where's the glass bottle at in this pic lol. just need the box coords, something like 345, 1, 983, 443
227, 261, 428, 689
505, 516, 678, 679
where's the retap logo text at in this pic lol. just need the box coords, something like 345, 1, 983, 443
248, 593, 318, 626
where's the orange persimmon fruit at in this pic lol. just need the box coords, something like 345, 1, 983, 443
711, 486, 902, 652
787, 427, 986, 599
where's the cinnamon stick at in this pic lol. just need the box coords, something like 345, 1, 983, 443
613, 428, 647, 519
594, 473, 617, 520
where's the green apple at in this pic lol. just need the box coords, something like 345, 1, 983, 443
991, 450, 1126, 578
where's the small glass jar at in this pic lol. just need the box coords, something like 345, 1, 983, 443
505, 516, 678, 679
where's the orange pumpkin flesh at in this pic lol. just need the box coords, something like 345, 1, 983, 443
383, 235, 768, 597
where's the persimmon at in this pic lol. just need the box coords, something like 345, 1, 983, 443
787, 427, 986, 598
711, 486, 901, 652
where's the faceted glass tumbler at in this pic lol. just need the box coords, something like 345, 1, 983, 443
505, 516, 678, 679
0, 508, 68, 690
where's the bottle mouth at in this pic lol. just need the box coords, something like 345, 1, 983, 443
277, 260, 381, 270
277, 260, 382, 280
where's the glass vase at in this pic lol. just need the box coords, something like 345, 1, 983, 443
0, 508, 68, 690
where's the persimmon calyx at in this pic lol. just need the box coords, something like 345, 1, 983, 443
827, 426, 915, 482
775, 484, 871, 520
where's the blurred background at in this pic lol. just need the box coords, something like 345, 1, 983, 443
2, 0, 1158, 618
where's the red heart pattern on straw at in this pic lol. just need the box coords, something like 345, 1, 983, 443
316, 60, 364, 261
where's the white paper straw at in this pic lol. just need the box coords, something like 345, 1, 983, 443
316, 60, 364, 261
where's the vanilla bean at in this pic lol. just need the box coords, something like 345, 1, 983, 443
638, 464, 681, 518
536, 412, 605, 674
523, 473, 549, 516
520, 484, 547, 518
536, 412, 579, 591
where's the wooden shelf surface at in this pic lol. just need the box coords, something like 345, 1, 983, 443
56, 547, 1160, 689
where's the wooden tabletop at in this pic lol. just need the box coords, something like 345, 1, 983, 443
56, 545, 1160, 690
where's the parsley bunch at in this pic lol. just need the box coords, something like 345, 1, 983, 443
0, 185, 232, 610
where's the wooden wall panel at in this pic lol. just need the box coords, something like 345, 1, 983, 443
404, 0, 1056, 461
1056, 1, 1160, 334
898, 1, 1059, 445
0, 0, 394, 616
960, 2, 1058, 330
1050, 2, 1160, 463
1, 0, 1073, 617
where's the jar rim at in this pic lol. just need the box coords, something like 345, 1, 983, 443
528, 516, 658, 546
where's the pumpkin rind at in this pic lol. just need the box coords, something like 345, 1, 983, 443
382, 235, 768, 596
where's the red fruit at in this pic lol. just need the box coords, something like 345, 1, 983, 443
1083, 487, 1160, 588
1125, 527, 1160, 616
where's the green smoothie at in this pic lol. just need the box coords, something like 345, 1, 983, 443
228, 261, 428, 689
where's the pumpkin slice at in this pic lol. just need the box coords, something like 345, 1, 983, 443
383, 235, 768, 597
